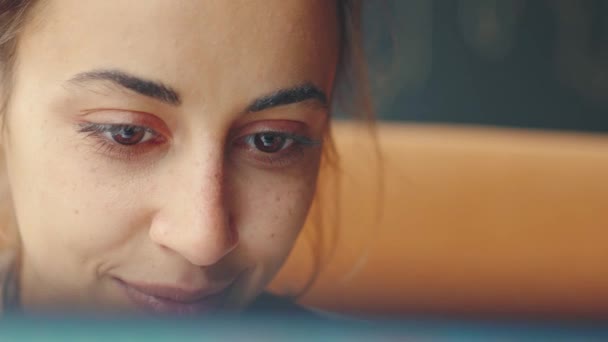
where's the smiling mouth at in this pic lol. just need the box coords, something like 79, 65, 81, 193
113, 278, 231, 316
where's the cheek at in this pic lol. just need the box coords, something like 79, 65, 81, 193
233, 158, 321, 275
5, 118, 147, 268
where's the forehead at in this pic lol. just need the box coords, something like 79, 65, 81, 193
17, 0, 339, 108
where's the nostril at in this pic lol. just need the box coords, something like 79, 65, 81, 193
227, 225, 239, 248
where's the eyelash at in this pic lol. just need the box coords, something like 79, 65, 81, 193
233, 131, 321, 168
76, 123, 321, 167
77, 123, 166, 161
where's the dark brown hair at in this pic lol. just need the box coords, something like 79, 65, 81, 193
0, 0, 39, 118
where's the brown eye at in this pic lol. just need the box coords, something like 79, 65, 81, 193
111, 126, 147, 145
253, 133, 290, 153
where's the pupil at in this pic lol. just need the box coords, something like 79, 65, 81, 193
261, 135, 274, 146
112, 126, 145, 145
255, 133, 284, 153
122, 126, 135, 138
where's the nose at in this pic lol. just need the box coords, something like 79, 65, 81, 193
149, 153, 238, 267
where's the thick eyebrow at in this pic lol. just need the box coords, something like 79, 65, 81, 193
67, 69, 182, 106
67, 69, 327, 112
246, 83, 328, 112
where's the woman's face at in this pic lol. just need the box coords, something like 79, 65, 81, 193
1, 0, 338, 314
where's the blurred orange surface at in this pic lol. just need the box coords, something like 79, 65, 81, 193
269, 121, 608, 319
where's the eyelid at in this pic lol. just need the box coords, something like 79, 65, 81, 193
76, 109, 173, 139
243, 131, 322, 147
77, 122, 157, 136
232, 120, 319, 140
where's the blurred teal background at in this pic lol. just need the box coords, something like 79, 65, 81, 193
363, 0, 608, 133
2, 316, 608, 341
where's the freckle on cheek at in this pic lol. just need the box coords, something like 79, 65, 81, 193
74, 209, 79, 215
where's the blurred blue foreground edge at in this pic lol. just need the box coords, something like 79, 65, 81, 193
1, 314, 608, 341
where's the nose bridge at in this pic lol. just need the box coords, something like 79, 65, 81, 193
149, 146, 238, 266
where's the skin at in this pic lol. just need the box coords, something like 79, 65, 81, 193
0, 0, 338, 314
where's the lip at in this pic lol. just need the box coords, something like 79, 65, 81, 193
114, 277, 231, 316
